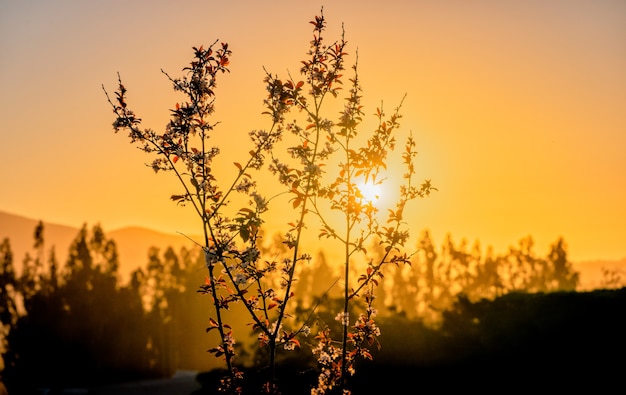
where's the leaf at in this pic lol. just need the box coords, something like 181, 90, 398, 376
240, 227, 250, 243
234, 162, 242, 170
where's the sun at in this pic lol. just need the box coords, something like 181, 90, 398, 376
357, 180, 382, 204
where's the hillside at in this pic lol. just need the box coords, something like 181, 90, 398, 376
0, 210, 201, 282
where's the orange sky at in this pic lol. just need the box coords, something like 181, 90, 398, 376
1, 0, 625, 262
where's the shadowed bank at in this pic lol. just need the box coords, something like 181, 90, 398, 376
85, 288, 626, 394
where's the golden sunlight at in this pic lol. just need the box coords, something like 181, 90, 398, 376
357, 180, 382, 204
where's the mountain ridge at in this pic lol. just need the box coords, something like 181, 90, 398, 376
0, 210, 202, 282
1, 210, 623, 289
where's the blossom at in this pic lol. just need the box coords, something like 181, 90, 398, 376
242, 247, 259, 265
330, 346, 341, 360
268, 321, 282, 338
233, 272, 247, 286
305, 163, 322, 177
317, 351, 331, 364
251, 192, 268, 212
301, 325, 311, 337
335, 311, 349, 326
204, 248, 220, 267
235, 178, 255, 193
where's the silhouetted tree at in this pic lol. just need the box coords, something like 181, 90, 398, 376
0, 238, 18, 378
547, 237, 578, 290
142, 245, 190, 376
600, 266, 625, 289
292, 250, 326, 309
390, 263, 413, 316
2, 224, 163, 393
414, 230, 440, 320
0, 239, 17, 329
472, 245, 501, 299
378, 231, 581, 324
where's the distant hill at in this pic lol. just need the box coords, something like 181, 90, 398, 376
574, 258, 626, 290
0, 210, 78, 270
0, 210, 202, 283
108, 226, 203, 279
0, 210, 623, 289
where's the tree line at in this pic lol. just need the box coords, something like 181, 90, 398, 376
0, 222, 213, 393
0, 220, 595, 393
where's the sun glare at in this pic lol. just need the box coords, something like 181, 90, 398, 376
357, 181, 382, 204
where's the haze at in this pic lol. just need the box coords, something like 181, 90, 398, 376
1, 0, 625, 262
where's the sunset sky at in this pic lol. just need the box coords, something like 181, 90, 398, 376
1, 0, 624, 263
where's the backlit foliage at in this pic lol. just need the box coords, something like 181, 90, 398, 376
104, 8, 435, 394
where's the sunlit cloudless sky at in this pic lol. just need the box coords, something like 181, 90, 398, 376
1, 0, 625, 262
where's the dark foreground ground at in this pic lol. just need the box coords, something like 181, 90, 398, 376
10, 288, 626, 394
106, 288, 626, 394
85, 360, 621, 395
87, 371, 201, 395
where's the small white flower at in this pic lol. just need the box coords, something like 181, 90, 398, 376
251, 192, 268, 212
367, 307, 378, 317
318, 351, 331, 364
204, 248, 219, 267
234, 273, 247, 286
335, 311, 349, 326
